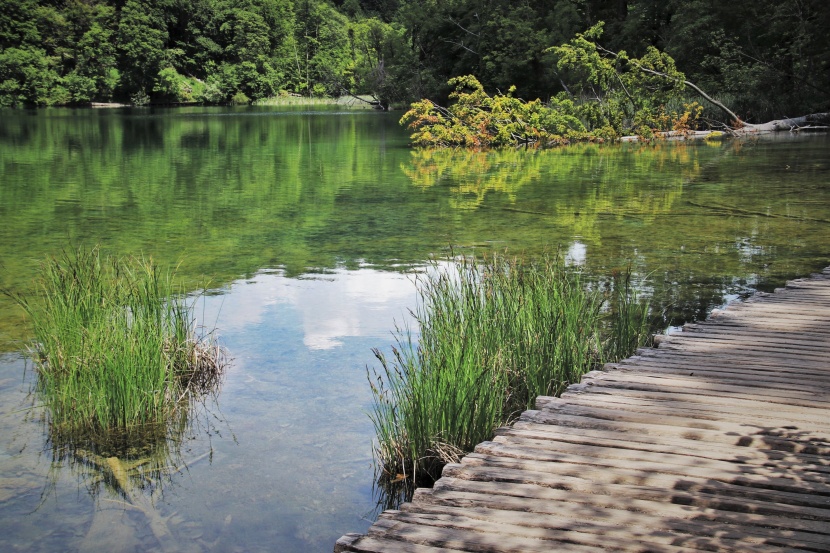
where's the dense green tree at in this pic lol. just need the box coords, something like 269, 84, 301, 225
291, 0, 351, 95
0, 47, 57, 106
55, 1, 120, 103
347, 17, 414, 104
0, 0, 41, 49
117, 0, 168, 100
663, 0, 830, 121
0, 0, 826, 114
0, 0, 57, 106
392, 0, 587, 101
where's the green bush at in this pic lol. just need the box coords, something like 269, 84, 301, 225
230, 91, 250, 105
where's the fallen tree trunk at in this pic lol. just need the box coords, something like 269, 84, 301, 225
738, 112, 830, 133
621, 113, 830, 142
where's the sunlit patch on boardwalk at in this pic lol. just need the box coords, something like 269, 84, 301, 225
336, 268, 830, 552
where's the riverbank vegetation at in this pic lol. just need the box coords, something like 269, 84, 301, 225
401, 23, 828, 146
369, 253, 652, 486
8, 247, 227, 450
1, 1, 827, 122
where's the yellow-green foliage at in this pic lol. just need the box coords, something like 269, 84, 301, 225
550, 23, 691, 138
399, 75, 588, 148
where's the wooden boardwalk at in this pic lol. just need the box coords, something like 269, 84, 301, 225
336, 268, 830, 553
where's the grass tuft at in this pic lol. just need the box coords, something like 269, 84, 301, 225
369, 253, 653, 487
9, 246, 227, 449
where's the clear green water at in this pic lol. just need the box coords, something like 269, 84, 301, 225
0, 106, 828, 552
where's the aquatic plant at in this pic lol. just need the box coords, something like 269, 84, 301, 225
9, 246, 227, 447
369, 253, 653, 486
604, 267, 653, 363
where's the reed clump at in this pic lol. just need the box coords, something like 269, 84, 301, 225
11, 246, 227, 447
369, 253, 652, 486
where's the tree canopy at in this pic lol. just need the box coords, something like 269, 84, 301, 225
0, 0, 827, 119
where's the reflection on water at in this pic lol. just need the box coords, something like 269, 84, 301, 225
0, 107, 828, 552
218, 268, 419, 350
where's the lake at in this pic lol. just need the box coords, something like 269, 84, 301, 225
0, 106, 828, 552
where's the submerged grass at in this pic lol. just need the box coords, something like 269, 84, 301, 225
369, 253, 653, 487
9, 246, 227, 449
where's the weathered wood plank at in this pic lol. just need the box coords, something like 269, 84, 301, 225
582, 364, 830, 394
378, 511, 709, 553
368, 518, 610, 552
559, 390, 829, 427
533, 398, 830, 436
525, 405, 830, 456
500, 424, 830, 473
579, 372, 830, 403
425, 479, 830, 535
394, 505, 826, 552
447, 457, 830, 512
483, 437, 830, 480
564, 381, 830, 411
609, 362, 830, 390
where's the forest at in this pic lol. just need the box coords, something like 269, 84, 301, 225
1, 0, 828, 123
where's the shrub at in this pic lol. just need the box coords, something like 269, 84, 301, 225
230, 91, 251, 105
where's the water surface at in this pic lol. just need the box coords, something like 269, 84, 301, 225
0, 106, 828, 552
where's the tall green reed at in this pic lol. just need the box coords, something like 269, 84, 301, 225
369, 253, 653, 486
603, 266, 653, 363
9, 246, 226, 449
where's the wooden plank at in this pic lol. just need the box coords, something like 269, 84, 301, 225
656, 342, 830, 361
558, 390, 829, 428
564, 381, 830, 411
448, 456, 830, 511
679, 324, 830, 341
631, 349, 830, 374
378, 511, 709, 553
336, 534, 462, 553
500, 424, 830, 474
533, 399, 830, 437
612, 362, 830, 389
579, 372, 830, 403
608, 362, 830, 390
664, 328, 830, 344
396, 504, 826, 553
484, 437, 830, 480
525, 405, 830, 456
368, 518, 610, 552
425, 479, 830, 535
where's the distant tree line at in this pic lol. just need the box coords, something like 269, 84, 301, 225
1, 0, 828, 121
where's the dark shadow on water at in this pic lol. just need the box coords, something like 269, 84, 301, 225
41, 391, 229, 500
371, 473, 420, 516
